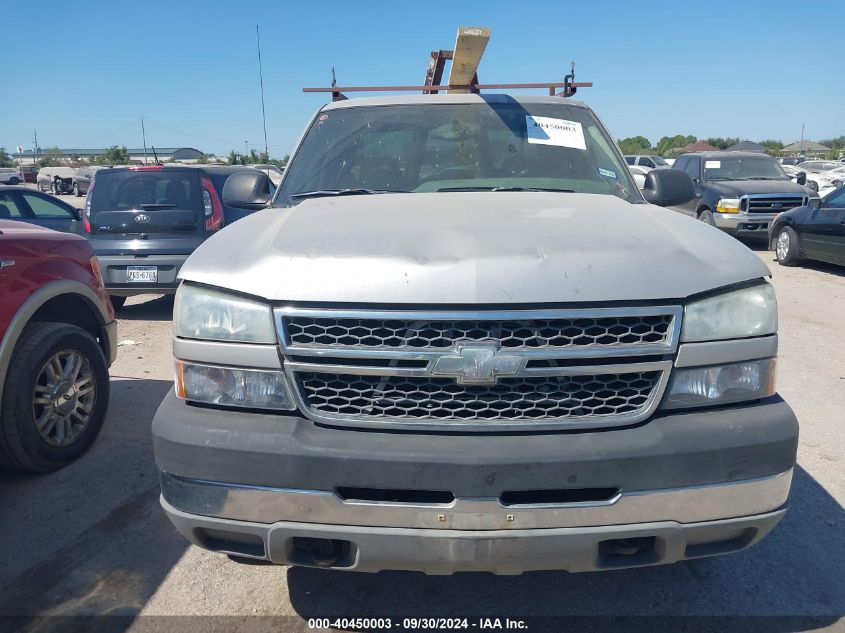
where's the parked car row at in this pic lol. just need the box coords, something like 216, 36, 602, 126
1, 165, 275, 310
622, 150, 845, 268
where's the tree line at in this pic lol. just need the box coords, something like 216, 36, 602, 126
617, 135, 845, 159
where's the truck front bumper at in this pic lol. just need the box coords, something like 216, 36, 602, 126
714, 212, 778, 237
153, 391, 798, 574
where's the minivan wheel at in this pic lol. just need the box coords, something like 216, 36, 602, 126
73, 183, 81, 196
51, 181, 59, 195
9, 177, 20, 185
698, 209, 715, 226
109, 296, 127, 311
775, 226, 799, 266
0, 323, 109, 472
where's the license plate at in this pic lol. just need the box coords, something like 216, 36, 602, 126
126, 266, 157, 283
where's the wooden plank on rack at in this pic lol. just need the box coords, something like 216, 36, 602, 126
446, 26, 491, 93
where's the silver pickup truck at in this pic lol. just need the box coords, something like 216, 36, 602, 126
152, 94, 798, 574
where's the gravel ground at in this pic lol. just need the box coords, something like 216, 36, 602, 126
0, 220, 842, 631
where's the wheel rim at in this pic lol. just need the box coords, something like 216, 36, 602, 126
32, 350, 96, 447
776, 230, 790, 260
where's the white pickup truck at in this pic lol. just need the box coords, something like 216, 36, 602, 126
153, 92, 798, 575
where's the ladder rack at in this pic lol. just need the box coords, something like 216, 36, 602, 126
304, 26, 592, 102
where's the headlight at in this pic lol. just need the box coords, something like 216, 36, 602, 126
681, 284, 777, 343
716, 198, 741, 213
662, 358, 776, 409
175, 284, 276, 343
175, 360, 296, 410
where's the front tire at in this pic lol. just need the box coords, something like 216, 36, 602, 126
0, 323, 109, 472
774, 226, 800, 266
698, 208, 716, 226
73, 183, 81, 196
9, 177, 20, 185
51, 181, 60, 195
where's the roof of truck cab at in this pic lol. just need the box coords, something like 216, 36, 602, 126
321, 93, 590, 110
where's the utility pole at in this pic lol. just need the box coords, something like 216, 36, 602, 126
33, 130, 39, 163
141, 116, 148, 165
256, 25, 269, 161
244, 140, 248, 159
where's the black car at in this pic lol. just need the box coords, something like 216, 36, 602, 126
0, 185, 82, 233
85, 165, 273, 310
769, 186, 845, 267
672, 152, 813, 239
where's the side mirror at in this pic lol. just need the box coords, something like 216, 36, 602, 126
808, 197, 821, 210
221, 171, 273, 210
796, 171, 807, 186
641, 169, 695, 207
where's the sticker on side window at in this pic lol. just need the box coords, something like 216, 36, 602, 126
705, 160, 721, 169
525, 116, 586, 150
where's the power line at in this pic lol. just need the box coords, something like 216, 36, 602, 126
73, 121, 138, 147
143, 120, 240, 146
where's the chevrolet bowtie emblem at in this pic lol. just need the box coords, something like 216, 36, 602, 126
431, 343, 523, 385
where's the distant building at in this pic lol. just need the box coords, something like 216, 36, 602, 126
780, 141, 830, 156
678, 141, 719, 153
725, 140, 766, 153
14, 147, 205, 165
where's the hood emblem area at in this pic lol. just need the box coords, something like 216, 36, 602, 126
430, 343, 524, 385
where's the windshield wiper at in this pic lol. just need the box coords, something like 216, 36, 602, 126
289, 188, 408, 199
436, 186, 575, 193
745, 177, 786, 180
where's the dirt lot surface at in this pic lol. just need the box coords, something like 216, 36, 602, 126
0, 222, 842, 631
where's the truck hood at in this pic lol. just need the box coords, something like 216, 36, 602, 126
705, 179, 811, 197
180, 192, 770, 304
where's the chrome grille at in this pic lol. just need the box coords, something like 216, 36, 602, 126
742, 194, 806, 214
276, 307, 680, 431
286, 314, 674, 351
298, 371, 662, 422
282, 307, 679, 357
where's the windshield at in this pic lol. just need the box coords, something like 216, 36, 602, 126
650, 156, 668, 166
704, 156, 788, 181
277, 101, 640, 205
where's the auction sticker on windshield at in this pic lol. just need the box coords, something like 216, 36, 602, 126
525, 116, 586, 149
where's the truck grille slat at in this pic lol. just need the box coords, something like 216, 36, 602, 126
286, 314, 674, 351
298, 371, 662, 422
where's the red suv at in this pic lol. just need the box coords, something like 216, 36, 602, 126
0, 220, 116, 471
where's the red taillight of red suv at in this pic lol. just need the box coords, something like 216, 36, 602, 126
201, 177, 224, 232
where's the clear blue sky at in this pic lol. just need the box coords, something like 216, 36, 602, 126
2, 0, 842, 158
